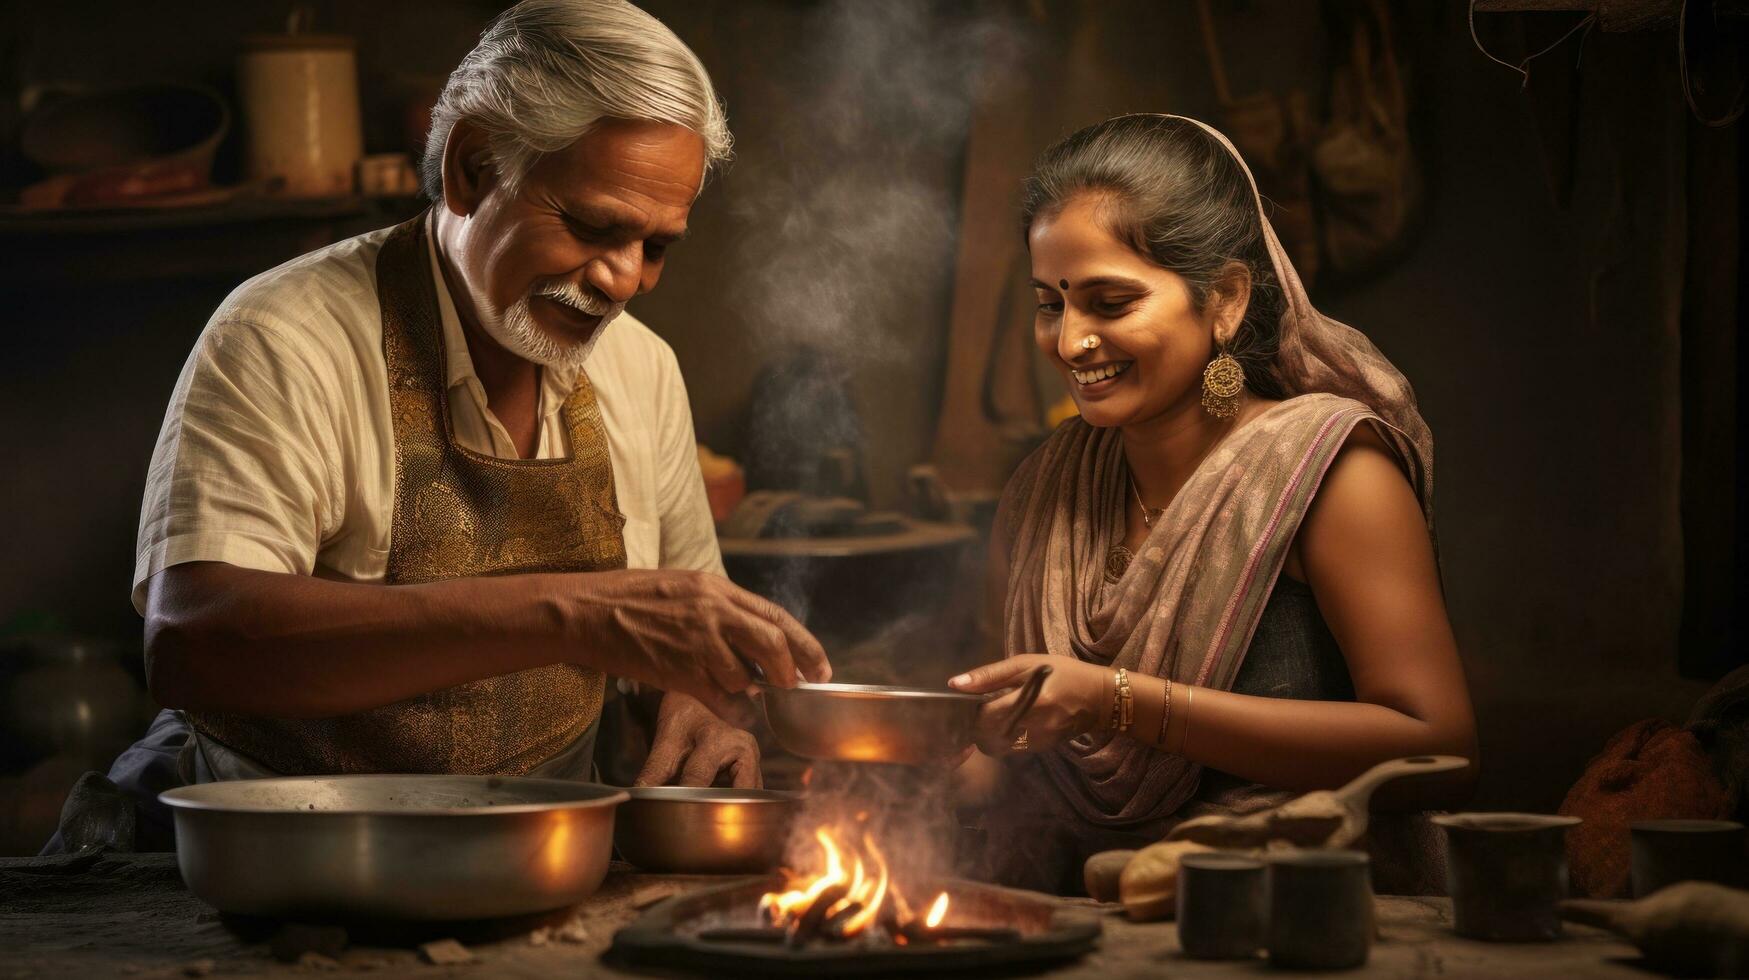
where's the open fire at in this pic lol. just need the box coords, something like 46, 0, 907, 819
740, 823, 1016, 948
612, 767, 1100, 971
760, 826, 923, 941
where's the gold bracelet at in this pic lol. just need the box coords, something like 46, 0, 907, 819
1159, 678, 1174, 748
1112, 668, 1133, 734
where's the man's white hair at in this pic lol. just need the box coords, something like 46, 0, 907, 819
420, 0, 732, 201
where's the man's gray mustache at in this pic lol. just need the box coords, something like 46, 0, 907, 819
535, 282, 617, 317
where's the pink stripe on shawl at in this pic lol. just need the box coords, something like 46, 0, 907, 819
1195, 407, 1364, 686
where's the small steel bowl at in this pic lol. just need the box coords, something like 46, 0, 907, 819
161, 775, 626, 921
614, 786, 799, 874
761, 682, 987, 765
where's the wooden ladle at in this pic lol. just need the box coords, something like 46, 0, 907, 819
1102, 755, 1469, 920
1167, 754, 1470, 850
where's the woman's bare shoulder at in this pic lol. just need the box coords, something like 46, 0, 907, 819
1305, 423, 1427, 552
1285, 419, 1425, 581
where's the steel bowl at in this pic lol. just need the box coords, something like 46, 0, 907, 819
614, 786, 799, 874
761, 682, 987, 765
160, 775, 626, 921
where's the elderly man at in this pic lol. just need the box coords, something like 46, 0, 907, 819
58, 0, 827, 851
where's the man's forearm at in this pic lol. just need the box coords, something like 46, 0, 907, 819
145, 562, 574, 718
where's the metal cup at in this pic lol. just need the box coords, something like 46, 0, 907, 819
1433, 812, 1580, 941
1630, 819, 1748, 897
1176, 852, 1266, 960
1266, 850, 1372, 970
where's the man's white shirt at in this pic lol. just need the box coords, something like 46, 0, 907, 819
134, 219, 723, 611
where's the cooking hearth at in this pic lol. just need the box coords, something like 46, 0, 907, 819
608, 762, 1100, 974
607, 874, 1099, 975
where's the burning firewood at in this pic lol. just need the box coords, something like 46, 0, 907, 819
786, 882, 851, 947
755, 813, 1005, 948
822, 900, 864, 940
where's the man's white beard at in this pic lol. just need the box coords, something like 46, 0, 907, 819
477, 279, 623, 374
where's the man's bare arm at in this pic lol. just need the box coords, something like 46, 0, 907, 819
144, 562, 829, 720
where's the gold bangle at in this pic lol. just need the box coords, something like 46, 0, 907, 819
1159, 678, 1174, 748
1113, 668, 1133, 734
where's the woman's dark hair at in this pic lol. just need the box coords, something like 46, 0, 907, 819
1020, 114, 1287, 399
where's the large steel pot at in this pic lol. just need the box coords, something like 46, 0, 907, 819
614, 787, 798, 874
160, 775, 626, 921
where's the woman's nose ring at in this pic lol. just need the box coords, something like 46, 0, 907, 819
1081, 335, 1102, 351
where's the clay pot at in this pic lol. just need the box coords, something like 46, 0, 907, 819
1266, 850, 1373, 969
238, 34, 364, 197
1176, 852, 1266, 960
0, 635, 145, 773
19, 83, 228, 207
1630, 819, 1749, 897
1434, 812, 1581, 942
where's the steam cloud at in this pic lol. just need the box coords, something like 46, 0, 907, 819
724, 2, 1029, 363
719, 1, 1031, 631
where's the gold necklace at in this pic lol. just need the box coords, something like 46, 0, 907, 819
1128, 471, 1166, 528
1106, 472, 1158, 584
1111, 421, 1231, 583
1125, 412, 1237, 531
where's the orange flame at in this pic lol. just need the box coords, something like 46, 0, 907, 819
758, 825, 913, 939
925, 892, 949, 929
759, 828, 847, 924
842, 835, 891, 934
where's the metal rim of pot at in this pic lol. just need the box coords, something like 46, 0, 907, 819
160, 773, 628, 817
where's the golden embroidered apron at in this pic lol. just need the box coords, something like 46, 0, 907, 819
186, 211, 627, 776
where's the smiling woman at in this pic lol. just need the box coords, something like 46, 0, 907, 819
952, 115, 1475, 896
1023, 118, 1288, 432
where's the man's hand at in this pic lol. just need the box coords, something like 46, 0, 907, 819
634, 692, 762, 789
562, 569, 830, 720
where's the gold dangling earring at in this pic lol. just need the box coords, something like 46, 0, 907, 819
1201, 346, 1245, 419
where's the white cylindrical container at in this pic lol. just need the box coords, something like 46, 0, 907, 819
238, 34, 364, 198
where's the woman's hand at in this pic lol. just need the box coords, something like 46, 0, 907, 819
635, 691, 762, 788
950, 654, 1111, 755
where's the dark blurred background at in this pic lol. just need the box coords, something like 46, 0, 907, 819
0, 0, 1742, 853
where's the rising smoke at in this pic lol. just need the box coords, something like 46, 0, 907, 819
683, 1, 1042, 888
716, 1, 1033, 630
724, 1, 1028, 363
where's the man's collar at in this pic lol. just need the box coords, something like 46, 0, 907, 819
423, 217, 580, 415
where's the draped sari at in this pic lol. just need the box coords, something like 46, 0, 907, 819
988, 115, 1437, 859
